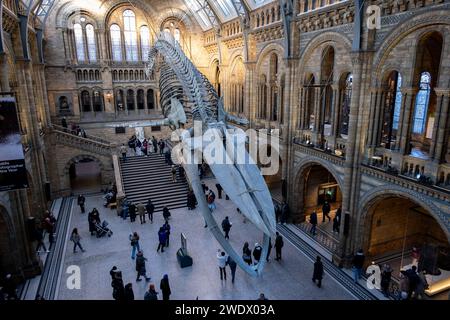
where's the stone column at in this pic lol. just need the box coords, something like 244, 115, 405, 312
432, 89, 450, 163
37, 65, 52, 127
399, 88, 417, 155
331, 85, 340, 138
0, 52, 10, 92
372, 89, 384, 147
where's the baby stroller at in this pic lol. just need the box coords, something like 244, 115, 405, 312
95, 220, 113, 238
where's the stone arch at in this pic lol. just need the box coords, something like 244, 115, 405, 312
64, 154, 105, 176
255, 43, 284, 71
63, 154, 107, 193
358, 186, 450, 246
298, 31, 352, 74
155, 8, 195, 34
102, 0, 157, 30
372, 9, 450, 85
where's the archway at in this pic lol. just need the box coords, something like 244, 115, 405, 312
68, 157, 102, 193
362, 196, 450, 298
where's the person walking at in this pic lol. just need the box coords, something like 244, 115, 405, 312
43, 214, 55, 245
187, 190, 196, 210
171, 165, 177, 182
162, 206, 171, 222
35, 227, 49, 253
309, 211, 318, 236
120, 144, 127, 161
275, 232, 284, 261
217, 250, 228, 281
160, 274, 171, 300
129, 232, 140, 259
266, 238, 272, 262
380, 264, 392, 297
253, 243, 262, 265
157, 227, 167, 253
322, 201, 331, 223
242, 242, 252, 265
146, 199, 155, 223
352, 249, 365, 283
124, 283, 134, 301
142, 139, 148, 156
221, 216, 232, 240
135, 251, 151, 282
159, 140, 165, 155
70, 228, 85, 253
129, 203, 136, 223
312, 256, 324, 288
144, 284, 158, 300
77, 194, 86, 213
333, 207, 342, 233
163, 221, 171, 247
215, 183, 223, 199
152, 136, 158, 153
227, 255, 237, 284
137, 202, 146, 224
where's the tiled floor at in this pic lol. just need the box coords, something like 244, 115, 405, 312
56, 180, 355, 300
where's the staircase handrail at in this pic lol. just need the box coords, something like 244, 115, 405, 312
50, 124, 111, 145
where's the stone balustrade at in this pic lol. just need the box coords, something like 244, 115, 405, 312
51, 126, 113, 156
293, 140, 346, 166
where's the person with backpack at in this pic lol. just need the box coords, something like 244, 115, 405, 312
275, 232, 284, 261
129, 232, 140, 259
221, 216, 232, 240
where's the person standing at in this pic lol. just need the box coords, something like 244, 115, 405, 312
163, 221, 171, 247
253, 243, 262, 265
124, 283, 134, 301
275, 232, 284, 261
157, 227, 166, 253
266, 238, 272, 262
352, 249, 365, 283
312, 256, 324, 288
309, 211, 318, 236
406, 265, 420, 299
144, 284, 158, 300
77, 194, 86, 213
416, 270, 429, 300
171, 165, 177, 182
120, 144, 127, 161
70, 228, 85, 253
187, 190, 196, 210
381, 264, 392, 297
146, 199, 155, 223
281, 202, 290, 224
35, 227, 49, 253
221, 216, 232, 240
322, 201, 331, 223
333, 207, 342, 233
43, 215, 55, 245
129, 232, 140, 259
159, 140, 165, 155
129, 203, 136, 223
142, 139, 148, 156
242, 242, 252, 265
111, 272, 125, 301
152, 136, 158, 153
61, 117, 68, 130
160, 274, 171, 300
215, 183, 223, 199
274, 203, 282, 224
162, 206, 171, 222
135, 251, 151, 282
137, 202, 146, 224
217, 250, 228, 281
227, 255, 237, 284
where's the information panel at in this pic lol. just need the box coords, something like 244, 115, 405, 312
0, 95, 29, 191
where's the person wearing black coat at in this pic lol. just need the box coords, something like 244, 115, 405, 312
381, 264, 392, 297
215, 183, 223, 199
146, 199, 155, 223
187, 190, 196, 210
242, 242, 252, 265
77, 194, 86, 213
221, 217, 232, 240
322, 201, 331, 223
129, 203, 136, 223
111, 272, 125, 301
275, 232, 284, 261
312, 256, 324, 288
309, 211, 318, 236
163, 222, 171, 247
160, 274, 171, 300
162, 206, 171, 222
253, 243, 262, 264
124, 283, 134, 301
227, 256, 237, 283
135, 251, 150, 281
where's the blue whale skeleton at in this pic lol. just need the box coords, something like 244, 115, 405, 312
113, 32, 276, 276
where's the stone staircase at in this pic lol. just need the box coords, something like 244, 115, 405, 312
120, 154, 189, 212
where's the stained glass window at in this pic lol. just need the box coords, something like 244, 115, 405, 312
86, 24, 97, 62
74, 23, 85, 62
110, 24, 122, 62
123, 10, 138, 62
413, 72, 431, 134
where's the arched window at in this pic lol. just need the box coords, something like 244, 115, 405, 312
86, 24, 97, 62
93, 90, 103, 112
413, 72, 431, 134
74, 23, 85, 62
140, 26, 150, 61
147, 89, 155, 109
137, 89, 145, 109
127, 89, 135, 110
174, 28, 181, 43
81, 90, 91, 112
340, 73, 352, 137
110, 24, 122, 62
123, 10, 138, 62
